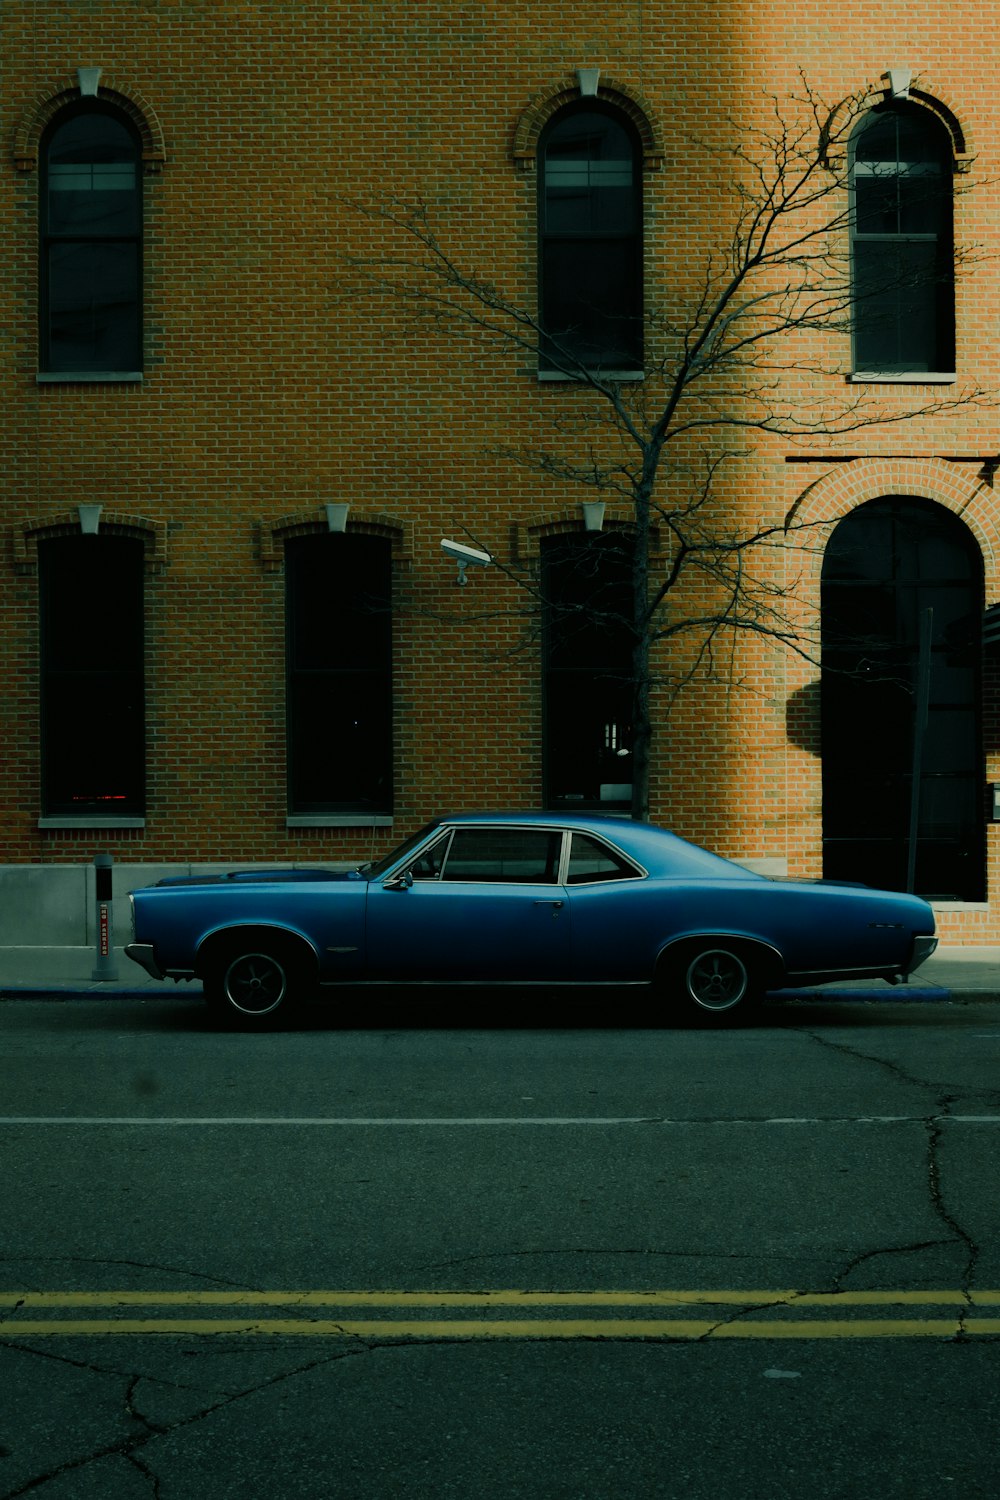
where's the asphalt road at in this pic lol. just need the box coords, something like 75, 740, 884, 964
1, 993, 999, 1499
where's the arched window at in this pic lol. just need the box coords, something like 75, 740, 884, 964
821, 498, 982, 899
40, 103, 142, 374
538, 105, 642, 374
850, 103, 954, 375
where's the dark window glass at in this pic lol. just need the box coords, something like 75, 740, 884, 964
407, 831, 451, 880
439, 828, 562, 883
39, 536, 146, 817
366, 821, 439, 880
538, 106, 642, 371
41, 107, 142, 372
566, 831, 641, 883
285, 534, 392, 815
542, 533, 636, 809
850, 104, 953, 373
821, 498, 982, 899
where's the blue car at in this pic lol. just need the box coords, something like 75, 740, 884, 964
125, 811, 937, 1027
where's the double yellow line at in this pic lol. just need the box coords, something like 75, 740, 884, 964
2, 1289, 999, 1339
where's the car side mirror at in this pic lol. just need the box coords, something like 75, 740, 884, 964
383, 870, 413, 892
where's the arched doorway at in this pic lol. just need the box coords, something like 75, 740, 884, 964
821, 497, 984, 899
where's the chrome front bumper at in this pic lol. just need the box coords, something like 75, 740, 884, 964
908, 934, 939, 973
124, 942, 165, 980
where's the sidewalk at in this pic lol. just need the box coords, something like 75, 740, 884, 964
0, 945, 998, 1001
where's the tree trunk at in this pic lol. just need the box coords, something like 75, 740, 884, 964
630, 652, 652, 823
629, 468, 655, 823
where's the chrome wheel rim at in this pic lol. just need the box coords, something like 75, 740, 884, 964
685, 949, 749, 1013
223, 952, 288, 1016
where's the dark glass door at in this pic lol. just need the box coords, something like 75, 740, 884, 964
821, 497, 983, 899
542, 532, 636, 810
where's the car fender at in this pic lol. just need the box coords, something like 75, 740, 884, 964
654, 930, 786, 984
193, 919, 322, 977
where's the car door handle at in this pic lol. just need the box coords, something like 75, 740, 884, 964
534, 899, 564, 909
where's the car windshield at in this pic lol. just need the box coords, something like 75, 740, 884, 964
362, 822, 441, 880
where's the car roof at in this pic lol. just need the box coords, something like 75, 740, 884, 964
431, 811, 757, 880
440, 810, 640, 832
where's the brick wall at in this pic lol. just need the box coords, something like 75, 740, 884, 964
3, 1, 1000, 938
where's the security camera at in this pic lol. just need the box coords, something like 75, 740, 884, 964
441, 537, 493, 585
440, 538, 492, 567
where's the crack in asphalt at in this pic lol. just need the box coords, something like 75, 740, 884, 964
0, 1330, 256, 1407
4, 1025, 993, 1491
796, 1028, 983, 1329
830, 1236, 956, 1288
124, 1449, 162, 1500
793, 1025, 1000, 1106
687, 1293, 801, 1342
0, 1299, 25, 1329
124, 1375, 170, 1438
926, 1101, 980, 1334
793, 1026, 946, 1095
0, 1256, 254, 1292
413, 1246, 833, 1277
0, 1343, 370, 1500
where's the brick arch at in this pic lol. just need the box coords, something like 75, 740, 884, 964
786, 457, 998, 591
12, 511, 168, 575
825, 81, 971, 170
512, 74, 664, 171
907, 87, 969, 159
513, 508, 643, 562
257, 508, 412, 573
13, 76, 167, 173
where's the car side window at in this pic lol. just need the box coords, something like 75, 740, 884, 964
439, 828, 561, 884
408, 832, 451, 880
566, 832, 642, 884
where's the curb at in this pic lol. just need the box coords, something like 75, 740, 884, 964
0, 984, 198, 1000
3, 984, 1000, 1004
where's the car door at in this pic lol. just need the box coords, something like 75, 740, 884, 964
364, 824, 571, 981
560, 829, 654, 980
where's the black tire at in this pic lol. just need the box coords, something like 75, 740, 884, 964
203, 941, 305, 1028
669, 943, 763, 1023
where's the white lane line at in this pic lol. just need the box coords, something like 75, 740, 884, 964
7, 1116, 652, 1127
0, 1115, 998, 1127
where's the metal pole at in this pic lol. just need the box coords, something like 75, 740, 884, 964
905, 606, 933, 894
92, 852, 119, 981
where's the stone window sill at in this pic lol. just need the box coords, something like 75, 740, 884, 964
849, 371, 957, 384
537, 369, 645, 383
37, 371, 143, 384
286, 815, 393, 829
38, 817, 146, 830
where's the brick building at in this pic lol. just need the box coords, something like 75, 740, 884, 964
3, 1, 1000, 947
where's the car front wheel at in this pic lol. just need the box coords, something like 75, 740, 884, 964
203, 942, 304, 1027
669, 943, 763, 1023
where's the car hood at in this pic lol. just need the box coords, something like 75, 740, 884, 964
149, 868, 364, 889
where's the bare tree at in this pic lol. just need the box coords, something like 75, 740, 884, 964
342, 78, 990, 821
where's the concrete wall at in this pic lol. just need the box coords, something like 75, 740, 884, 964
0, 861, 354, 949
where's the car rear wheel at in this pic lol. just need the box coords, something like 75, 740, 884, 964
668, 943, 763, 1023
203, 941, 305, 1028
